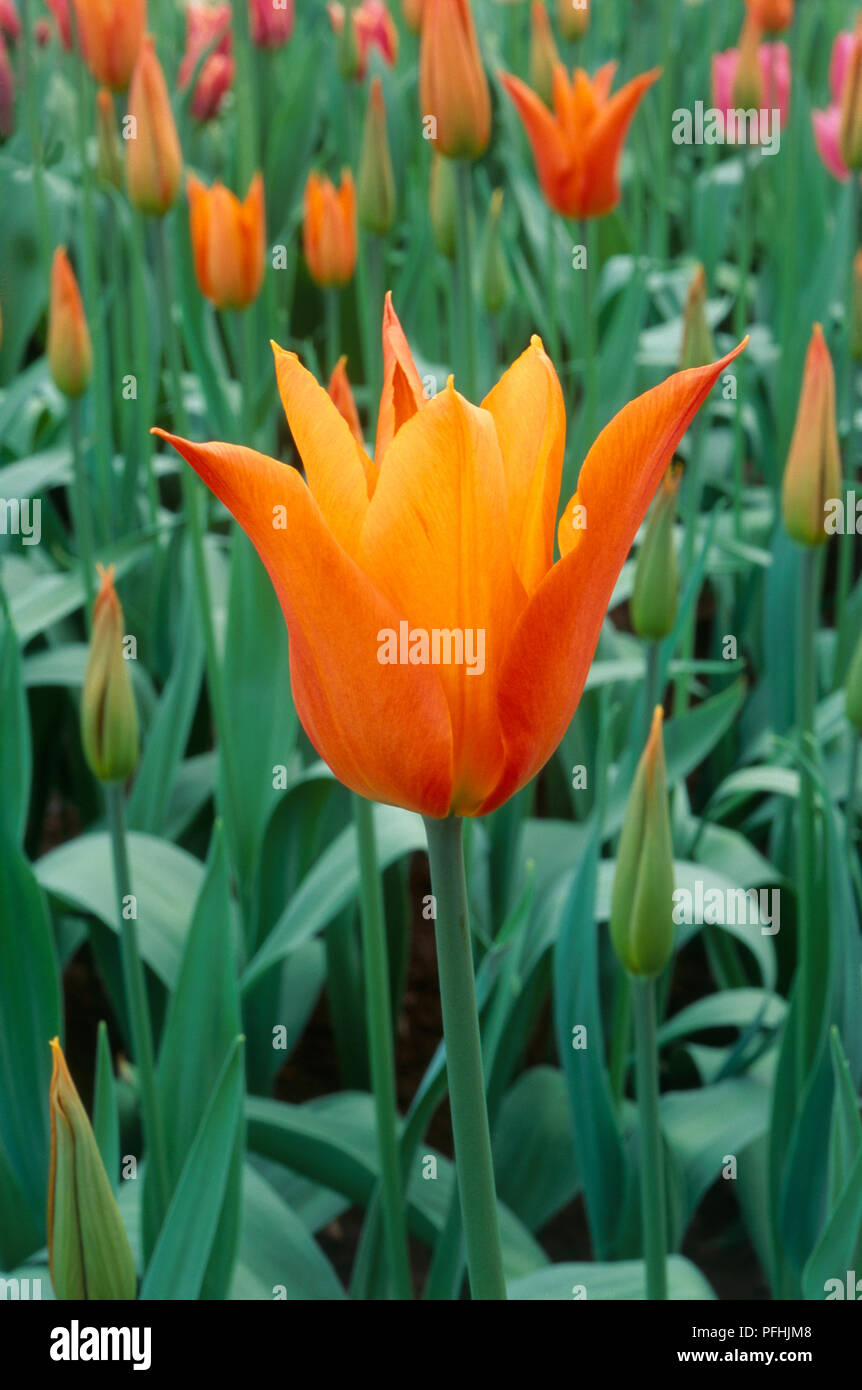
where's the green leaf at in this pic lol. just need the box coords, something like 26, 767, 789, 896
92, 1021, 119, 1191
139, 1036, 245, 1301
492, 1067, 579, 1233
229, 1164, 346, 1301
0, 612, 31, 845
507, 1255, 716, 1300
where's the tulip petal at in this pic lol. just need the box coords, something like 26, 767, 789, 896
272, 343, 376, 552
501, 70, 573, 215
358, 384, 527, 814
481, 335, 565, 594
375, 292, 427, 462
153, 430, 454, 814
477, 341, 746, 815
812, 105, 850, 181
583, 67, 661, 217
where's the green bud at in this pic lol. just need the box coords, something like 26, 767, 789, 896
48, 1038, 137, 1300
429, 151, 457, 261
679, 264, 715, 371
631, 466, 681, 642
480, 188, 508, 316
81, 565, 139, 784
609, 707, 675, 977
358, 77, 396, 235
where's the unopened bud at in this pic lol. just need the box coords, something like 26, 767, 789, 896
81, 565, 140, 783
631, 466, 681, 642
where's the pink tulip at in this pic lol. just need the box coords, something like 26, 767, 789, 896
249, 0, 294, 47
178, 3, 235, 122
0, 33, 13, 137
0, 0, 19, 41
812, 30, 858, 181
45, 0, 73, 50
711, 40, 790, 141
328, 0, 398, 81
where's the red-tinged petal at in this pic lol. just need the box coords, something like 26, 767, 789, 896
478, 340, 747, 816
582, 67, 661, 217
375, 291, 427, 462
272, 343, 376, 553
358, 383, 527, 815
481, 335, 565, 594
501, 70, 574, 216
152, 429, 453, 814
592, 60, 618, 105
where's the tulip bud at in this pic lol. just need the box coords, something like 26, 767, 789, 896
334, 0, 361, 77
126, 37, 183, 217
0, 32, 13, 138
96, 87, 123, 187
609, 706, 675, 978
732, 16, 763, 110
846, 628, 862, 731
249, 0, 294, 48
81, 565, 140, 783
188, 172, 266, 310
853, 250, 862, 361
48, 248, 93, 398
402, 0, 424, 32
529, 1, 559, 108
0, 0, 20, 41
839, 23, 862, 172
679, 264, 715, 371
480, 188, 508, 315
781, 324, 841, 548
48, 1039, 137, 1300
631, 466, 681, 642
358, 77, 396, 235
303, 170, 357, 288
328, 356, 364, 445
419, 0, 491, 161
557, 0, 589, 42
429, 150, 457, 259
72, 0, 145, 91
744, 0, 792, 35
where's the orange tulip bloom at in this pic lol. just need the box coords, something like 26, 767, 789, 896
155, 295, 744, 818
328, 356, 364, 445
72, 0, 146, 91
303, 170, 357, 288
47, 247, 92, 398
188, 172, 266, 310
502, 61, 661, 220
420, 0, 491, 160
126, 36, 183, 216
744, 0, 792, 34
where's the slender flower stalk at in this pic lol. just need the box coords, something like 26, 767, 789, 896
423, 815, 507, 1300
633, 976, 667, 1299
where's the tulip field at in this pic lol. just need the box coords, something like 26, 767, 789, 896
2, 0, 862, 1328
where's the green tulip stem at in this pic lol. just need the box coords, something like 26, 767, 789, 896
353, 794, 412, 1300
847, 733, 860, 861
580, 218, 599, 447
325, 289, 341, 378
795, 545, 821, 1071
455, 162, 478, 401
69, 399, 96, 624
422, 815, 507, 1301
632, 974, 667, 1300
104, 781, 170, 1219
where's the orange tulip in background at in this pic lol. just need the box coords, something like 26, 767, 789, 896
744, 0, 793, 34
420, 0, 491, 160
126, 36, 183, 215
72, 0, 146, 90
188, 172, 266, 310
47, 247, 92, 398
402, 0, 424, 33
155, 295, 745, 818
303, 170, 358, 288
781, 324, 841, 548
328, 356, 364, 445
502, 61, 661, 219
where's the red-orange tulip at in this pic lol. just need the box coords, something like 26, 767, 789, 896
72, 0, 146, 91
155, 296, 744, 818
47, 247, 92, 398
502, 61, 660, 220
303, 170, 357, 288
188, 172, 266, 310
126, 36, 183, 216
420, 0, 491, 160
744, 0, 792, 34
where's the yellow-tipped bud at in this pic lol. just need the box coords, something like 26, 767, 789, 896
429, 151, 458, 260
609, 707, 675, 977
47, 1039, 137, 1300
781, 324, 841, 547
529, 1, 560, 108
357, 77, 396, 235
558, 0, 589, 42
679, 263, 715, 371
631, 465, 681, 642
846, 627, 862, 732
126, 37, 183, 217
81, 565, 140, 784
48, 248, 92, 399
732, 16, 763, 110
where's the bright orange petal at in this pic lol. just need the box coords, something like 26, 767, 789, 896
375, 292, 427, 462
152, 429, 453, 814
187, 174, 214, 301
481, 335, 565, 594
501, 70, 573, 216
591, 60, 618, 106
582, 67, 661, 217
271, 343, 376, 552
478, 340, 747, 815
358, 383, 527, 814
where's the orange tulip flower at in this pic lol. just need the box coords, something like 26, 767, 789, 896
502, 60, 661, 219
303, 170, 357, 288
47, 247, 92, 398
328, 356, 364, 445
420, 0, 491, 160
744, 0, 792, 34
155, 296, 744, 818
126, 36, 183, 216
72, 0, 146, 91
188, 172, 266, 310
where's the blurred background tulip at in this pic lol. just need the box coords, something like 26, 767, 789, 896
188, 172, 266, 309
781, 324, 841, 547
420, 0, 490, 160
126, 36, 183, 216
178, 3, 234, 122
303, 170, 357, 288
47, 246, 92, 397
72, 0, 146, 91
